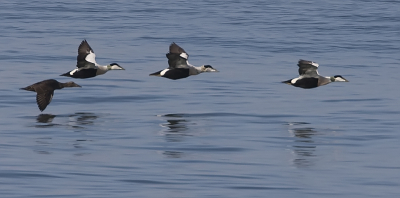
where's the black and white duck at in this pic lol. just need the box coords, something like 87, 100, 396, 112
61, 40, 124, 78
282, 59, 349, 89
150, 42, 218, 80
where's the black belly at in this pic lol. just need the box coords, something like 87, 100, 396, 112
72, 69, 98, 79
163, 68, 190, 80
293, 78, 318, 89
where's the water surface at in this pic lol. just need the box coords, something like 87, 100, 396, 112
0, 0, 399, 197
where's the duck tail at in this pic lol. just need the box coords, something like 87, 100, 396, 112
60, 72, 72, 77
282, 80, 292, 85
149, 70, 162, 76
20, 86, 35, 91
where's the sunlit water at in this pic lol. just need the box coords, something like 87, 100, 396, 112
0, 0, 399, 197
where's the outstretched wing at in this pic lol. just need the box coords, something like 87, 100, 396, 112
77, 40, 97, 68
166, 43, 189, 69
21, 79, 58, 92
36, 91, 54, 111
298, 59, 319, 77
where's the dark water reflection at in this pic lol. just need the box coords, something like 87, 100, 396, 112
160, 114, 195, 143
161, 119, 191, 143
163, 119, 189, 133
34, 114, 59, 128
67, 112, 100, 128
158, 114, 198, 158
33, 112, 102, 129
161, 150, 184, 158
36, 114, 56, 123
31, 113, 99, 155
288, 126, 318, 168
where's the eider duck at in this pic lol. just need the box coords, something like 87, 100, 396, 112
150, 42, 218, 80
61, 40, 124, 78
282, 59, 349, 89
20, 79, 81, 111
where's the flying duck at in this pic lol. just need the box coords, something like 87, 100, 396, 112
150, 42, 218, 80
61, 40, 124, 78
282, 59, 349, 89
20, 79, 81, 111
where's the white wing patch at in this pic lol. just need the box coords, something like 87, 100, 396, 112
311, 61, 319, 67
291, 77, 301, 84
160, 69, 169, 76
70, 68, 79, 75
179, 52, 188, 59
85, 50, 98, 66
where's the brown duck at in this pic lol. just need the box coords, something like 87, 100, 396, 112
21, 79, 81, 111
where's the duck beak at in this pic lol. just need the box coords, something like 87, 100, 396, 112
206, 67, 218, 72
109, 65, 125, 70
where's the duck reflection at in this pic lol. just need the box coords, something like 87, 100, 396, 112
161, 150, 184, 158
35, 114, 58, 128
160, 119, 191, 142
36, 114, 56, 123
33, 112, 101, 129
31, 113, 101, 156
158, 114, 198, 158
289, 126, 318, 168
68, 112, 99, 128
164, 119, 188, 132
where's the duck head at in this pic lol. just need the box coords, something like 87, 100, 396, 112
108, 63, 125, 70
201, 65, 218, 72
330, 75, 349, 82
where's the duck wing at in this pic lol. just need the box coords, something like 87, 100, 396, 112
298, 59, 319, 77
36, 91, 54, 111
166, 43, 189, 69
21, 79, 59, 92
77, 40, 97, 68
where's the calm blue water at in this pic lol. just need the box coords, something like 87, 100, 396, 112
0, 0, 399, 197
